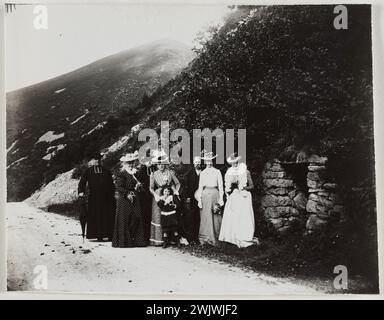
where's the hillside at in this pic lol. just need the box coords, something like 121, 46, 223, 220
21, 5, 377, 286
6, 39, 195, 200
108, 5, 376, 281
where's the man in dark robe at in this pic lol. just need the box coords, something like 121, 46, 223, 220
78, 153, 116, 241
136, 161, 152, 244
184, 156, 202, 244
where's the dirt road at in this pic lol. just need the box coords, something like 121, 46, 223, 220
7, 202, 322, 295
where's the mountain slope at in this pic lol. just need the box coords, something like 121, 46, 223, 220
6, 39, 195, 200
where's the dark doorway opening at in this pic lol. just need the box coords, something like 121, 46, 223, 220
282, 162, 309, 197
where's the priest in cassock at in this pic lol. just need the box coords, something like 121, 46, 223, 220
78, 152, 116, 241
136, 159, 153, 245
184, 156, 203, 244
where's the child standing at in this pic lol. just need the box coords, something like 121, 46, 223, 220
156, 185, 181, 248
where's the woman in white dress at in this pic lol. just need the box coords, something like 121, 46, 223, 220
219, 153, 255, 248
196, 151, 224, 246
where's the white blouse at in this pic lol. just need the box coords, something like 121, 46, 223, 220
196, 167, 224, 204
225, 163, 248, 193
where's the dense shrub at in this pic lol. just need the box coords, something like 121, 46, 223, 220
133, 5, 376, 280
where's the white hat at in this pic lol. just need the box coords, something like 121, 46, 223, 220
227, 152, 241, 164
151, 149, 169, 164
120, 151, 139, 162
200, 150, 217, 161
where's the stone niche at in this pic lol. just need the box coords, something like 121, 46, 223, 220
261, 155, 344, 234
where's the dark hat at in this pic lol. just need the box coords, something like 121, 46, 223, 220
93, 152, 103, 160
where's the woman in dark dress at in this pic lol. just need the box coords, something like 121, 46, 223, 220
112, 151, 147, 248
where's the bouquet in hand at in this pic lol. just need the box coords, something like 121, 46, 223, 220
212, 203, 223, 215
135, 181, 144, 192
127, 191, 136, 203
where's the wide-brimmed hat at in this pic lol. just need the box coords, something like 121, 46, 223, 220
120, 151, 139, 162
227, 152, 241, 164
200, 150, 217, 161
151, 149, 169, 164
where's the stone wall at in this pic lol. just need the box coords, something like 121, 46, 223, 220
305, 156, 344, 233
261, 161, 307, 234
261, 156, 344, 234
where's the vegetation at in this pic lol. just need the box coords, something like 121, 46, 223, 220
9, 5, 377, 289
132, 5, 377, 286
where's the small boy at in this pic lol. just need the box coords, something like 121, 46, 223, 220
156, 185, 181, 248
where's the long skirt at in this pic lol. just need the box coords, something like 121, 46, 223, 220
219, 189, 255, 248
199, 187, 222, 246
184, 198, 200, 243
112, 195, 146, 248
149, 189, 163, 246
138, 191, 152, 242
86, 194, 115, 239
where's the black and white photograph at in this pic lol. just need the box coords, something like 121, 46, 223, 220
3, 1, 381, 296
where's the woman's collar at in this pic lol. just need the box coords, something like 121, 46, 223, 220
124, 167, 137, 174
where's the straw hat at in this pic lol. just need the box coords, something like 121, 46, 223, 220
120, 151, 139, 162
227, 152, 241, 164
200, 150, 217, 161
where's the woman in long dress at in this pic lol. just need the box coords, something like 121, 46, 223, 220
196, 151, 224, 246
149, 150, 180, 246
219, 153, 255, 248
112, 151, 147, 248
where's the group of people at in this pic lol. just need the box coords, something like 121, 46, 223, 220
78, 150, 256, 249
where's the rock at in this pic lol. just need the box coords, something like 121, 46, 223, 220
261, 195, 293, 207
308, 155, 328, 164
262, 171, 286, 179
267, 188, 289, 196
265, 206, 299, 218
277, 225, 291, 234
288, 190, 297, 199
265, 161, 284, 172
306, 214, 328, 230
307, 179, 323, 189
293, 192, 307, 210
264, 207, 283, 218
264, 178, 294, 189
308, 188, 325, 193
308, 165, 326, 172
307, 172, 325, 182
270, 218, 284, 229
309, 194, 334, 207
306, 199, 330, 215
323, 183, 337, 190
306, 199, 317, 213
317, 191, 331, 197
317, 210, 331, 220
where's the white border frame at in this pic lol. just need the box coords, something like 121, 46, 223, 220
0, 0, 383, 299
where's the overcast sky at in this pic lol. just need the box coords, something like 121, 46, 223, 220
5, 4, 231, 92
